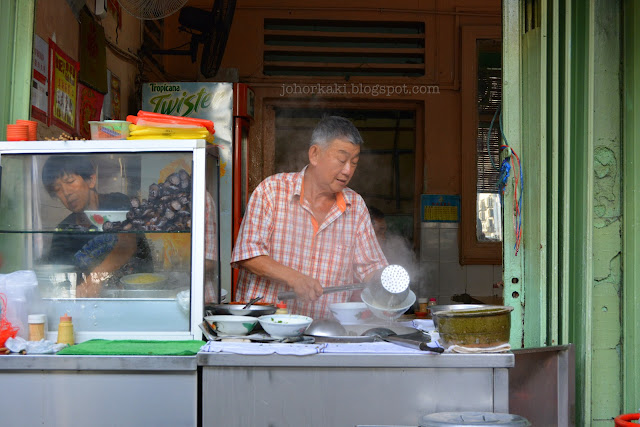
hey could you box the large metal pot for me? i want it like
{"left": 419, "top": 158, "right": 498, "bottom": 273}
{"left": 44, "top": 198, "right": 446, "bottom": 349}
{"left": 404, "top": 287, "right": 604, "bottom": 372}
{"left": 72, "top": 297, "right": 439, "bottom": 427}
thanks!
{"left": 434, "top": 305, "right": 514, "bottom": 348}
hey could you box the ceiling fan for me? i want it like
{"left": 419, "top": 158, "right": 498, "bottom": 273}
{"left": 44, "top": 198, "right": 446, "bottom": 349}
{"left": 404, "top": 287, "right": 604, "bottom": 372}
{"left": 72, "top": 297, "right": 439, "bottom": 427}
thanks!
{"left": 150, "top": 0, "right": 237, "bottom": 78}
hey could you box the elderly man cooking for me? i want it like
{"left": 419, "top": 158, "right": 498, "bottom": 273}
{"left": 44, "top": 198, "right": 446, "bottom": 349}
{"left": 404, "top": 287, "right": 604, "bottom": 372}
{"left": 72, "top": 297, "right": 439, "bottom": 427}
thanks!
{"left": 231, "top": 116, "right": 388, "bottom": 319}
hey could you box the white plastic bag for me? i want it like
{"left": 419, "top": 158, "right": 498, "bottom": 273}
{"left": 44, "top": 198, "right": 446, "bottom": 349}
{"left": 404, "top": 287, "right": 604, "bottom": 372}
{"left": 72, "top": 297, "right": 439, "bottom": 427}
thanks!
{"left": 0, "top": 270, "right": 44, "bottom": 340}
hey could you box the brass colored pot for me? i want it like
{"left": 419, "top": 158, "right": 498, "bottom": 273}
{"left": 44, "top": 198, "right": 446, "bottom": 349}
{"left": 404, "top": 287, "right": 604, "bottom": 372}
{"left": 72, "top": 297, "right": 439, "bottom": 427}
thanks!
{"left": 435, "top": 306, "right": 514, "bottom": 348}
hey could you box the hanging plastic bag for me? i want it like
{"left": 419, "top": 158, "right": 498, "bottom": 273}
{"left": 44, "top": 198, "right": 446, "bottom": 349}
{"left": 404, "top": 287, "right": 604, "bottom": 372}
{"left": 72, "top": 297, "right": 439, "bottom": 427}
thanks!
{"left": 0, "top": 270, "right": 43, "bottom": 340}
{"left": 0, "top": 293, "right": 19, "bottom": 346}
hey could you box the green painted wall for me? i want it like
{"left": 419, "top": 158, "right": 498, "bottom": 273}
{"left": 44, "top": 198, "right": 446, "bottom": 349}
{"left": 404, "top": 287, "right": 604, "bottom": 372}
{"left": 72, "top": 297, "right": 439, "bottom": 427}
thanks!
{"left": 622, "top": 0, "right": 640, "bottom": 414}
{"left": 504, "top": 0, "right": 624, "bottom": 424}
{"left": 589, "top": 1, "right": 622, "bottom": 424}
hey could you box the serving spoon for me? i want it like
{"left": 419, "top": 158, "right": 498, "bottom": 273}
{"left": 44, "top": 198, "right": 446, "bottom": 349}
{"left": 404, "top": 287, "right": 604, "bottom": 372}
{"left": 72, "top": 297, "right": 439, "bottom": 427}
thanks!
{"left": 243, "top": 296, "right": 263, "bottom": 309}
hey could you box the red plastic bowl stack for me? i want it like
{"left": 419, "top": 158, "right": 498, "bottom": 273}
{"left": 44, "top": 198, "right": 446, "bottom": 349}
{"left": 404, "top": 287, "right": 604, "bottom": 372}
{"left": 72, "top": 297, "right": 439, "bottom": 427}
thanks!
{"left": 6, "top": 124, "right": 29, "bottom": 141}
{"left": 16, "top": 119, "right": 38, "bottom": 140}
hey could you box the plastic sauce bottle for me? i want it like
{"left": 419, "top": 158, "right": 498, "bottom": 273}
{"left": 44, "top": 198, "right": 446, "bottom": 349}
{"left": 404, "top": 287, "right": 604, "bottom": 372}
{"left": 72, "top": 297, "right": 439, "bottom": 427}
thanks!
{"left": 57, "top": 313, "right": 75, "bottom": 346}
{"left": 275, "top": 301, "right": 288, "bottom": 315}
{"left": 28, "top": 314, "right": 46, "bottom": 342}
{"left": 426, "top": 298, "right": 437, "bottom": 319}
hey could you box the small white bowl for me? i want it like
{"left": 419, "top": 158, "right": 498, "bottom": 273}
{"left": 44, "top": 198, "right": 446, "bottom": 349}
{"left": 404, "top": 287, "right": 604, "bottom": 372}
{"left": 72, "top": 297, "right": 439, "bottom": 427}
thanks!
{"left": 85, "top": 210, "right": 128, "bottom": 231}
{"left": 361, "top": 288, "right": 416, "bottom": 321}
{"left": 205, "top": 315, "right": 258, "bottom": 336}
{"left": 329, "top": 302, "right": 373, "bottom": 325}
{"left": 257, "top": 314, "right": 313, "bottom": 339}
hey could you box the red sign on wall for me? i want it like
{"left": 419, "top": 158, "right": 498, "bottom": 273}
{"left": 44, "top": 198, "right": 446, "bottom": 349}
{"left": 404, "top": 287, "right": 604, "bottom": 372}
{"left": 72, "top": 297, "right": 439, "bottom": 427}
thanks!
{"left": 48, "top": 39, "right": 80, "bottom": 134}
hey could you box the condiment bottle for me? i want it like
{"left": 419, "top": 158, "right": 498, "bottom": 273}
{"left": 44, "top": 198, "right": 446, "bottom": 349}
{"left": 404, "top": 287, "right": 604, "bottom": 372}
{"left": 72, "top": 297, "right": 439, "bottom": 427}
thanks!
{"left": 418, "top": 298, "right": 429, "bottom": 313}
{"left": 57, "top": 313, "right": 74, "bottom": 345}
{"left": 28, "top": 314, "right": 46, "bottom": 341}
{"left": 275, "top": 301, "right": 288, "bottom": 314}
{"left": 426, "top": 297, "right": 437, "bottom": 319}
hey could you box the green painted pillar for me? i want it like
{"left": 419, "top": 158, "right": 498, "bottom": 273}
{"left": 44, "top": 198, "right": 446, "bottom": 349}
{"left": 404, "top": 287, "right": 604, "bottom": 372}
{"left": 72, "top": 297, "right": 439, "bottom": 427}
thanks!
{"left": 0, "top": 0, "right": 35, "bottom": 137}
{"left": 623, "top": 0, "right": 640, "bottom": 415}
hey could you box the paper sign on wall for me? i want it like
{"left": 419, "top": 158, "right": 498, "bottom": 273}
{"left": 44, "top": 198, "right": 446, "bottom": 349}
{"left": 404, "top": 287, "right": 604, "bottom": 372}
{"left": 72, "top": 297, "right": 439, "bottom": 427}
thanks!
{"left": 31, "top": 35, "right": 49, "bottom": 122}
{"left": 48, "top": 39, "right": 80, "bottom": 134}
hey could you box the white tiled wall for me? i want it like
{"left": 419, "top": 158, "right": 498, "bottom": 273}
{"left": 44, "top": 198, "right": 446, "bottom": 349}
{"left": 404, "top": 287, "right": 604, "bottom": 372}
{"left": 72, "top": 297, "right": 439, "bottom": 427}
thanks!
{"left": 418, "top": 222, "right": 502, "bottom": 304}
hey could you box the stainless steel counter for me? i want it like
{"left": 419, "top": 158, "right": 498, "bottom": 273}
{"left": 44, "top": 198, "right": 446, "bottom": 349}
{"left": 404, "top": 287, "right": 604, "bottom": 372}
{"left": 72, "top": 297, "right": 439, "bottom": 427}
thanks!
{"left": 199, "top": 352, "right": 514, "bottom": 427}
{"left": 0, "top": 355, "right": 198, "bottom": 427}
{"left": 0, "top": 354, "right": 197, "bottom": 370}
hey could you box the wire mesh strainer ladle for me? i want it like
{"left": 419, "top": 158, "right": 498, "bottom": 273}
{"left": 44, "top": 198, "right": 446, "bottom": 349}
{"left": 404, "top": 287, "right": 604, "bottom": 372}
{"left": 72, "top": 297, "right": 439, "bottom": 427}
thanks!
{"left": 276, "top": 264, "right": 410, "bottom": 306}
{"left": 370, "top": 264, "right": 410, "bottom": 309}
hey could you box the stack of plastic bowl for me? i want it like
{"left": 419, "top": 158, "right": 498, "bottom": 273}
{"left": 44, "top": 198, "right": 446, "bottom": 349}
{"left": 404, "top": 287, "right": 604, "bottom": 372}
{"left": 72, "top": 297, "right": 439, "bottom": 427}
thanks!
{"left": 16, "top": 120, "right": 38, "bottom": 140}
{"left": 6, "top": 124, "right": 29, "bottom": 141}
{"left": 6, "top": 120, "right": 38, "bottom": 141}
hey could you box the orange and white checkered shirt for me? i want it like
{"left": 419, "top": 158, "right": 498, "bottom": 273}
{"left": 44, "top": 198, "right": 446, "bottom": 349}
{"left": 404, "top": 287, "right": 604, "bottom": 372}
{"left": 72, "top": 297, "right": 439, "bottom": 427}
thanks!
{"left": 204, "top": 190, "right": 218, "bottom": 304}
{"left": 231, "top": 166, "right": 388, "bottom": 319}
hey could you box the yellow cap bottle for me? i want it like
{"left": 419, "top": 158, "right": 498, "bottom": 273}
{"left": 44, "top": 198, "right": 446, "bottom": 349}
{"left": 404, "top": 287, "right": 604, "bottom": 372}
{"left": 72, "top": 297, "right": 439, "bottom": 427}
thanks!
{"left": 275, "top": 302, "right": 288, "bottom": 315}
{"left": 57, "top": 313, "right": 74, "bottom": 346}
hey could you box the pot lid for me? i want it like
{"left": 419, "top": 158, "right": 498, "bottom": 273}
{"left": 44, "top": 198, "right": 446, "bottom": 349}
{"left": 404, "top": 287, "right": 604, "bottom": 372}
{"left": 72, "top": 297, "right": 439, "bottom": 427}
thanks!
{"left": 420, "top": 412, "right": 531, "bottom": 427}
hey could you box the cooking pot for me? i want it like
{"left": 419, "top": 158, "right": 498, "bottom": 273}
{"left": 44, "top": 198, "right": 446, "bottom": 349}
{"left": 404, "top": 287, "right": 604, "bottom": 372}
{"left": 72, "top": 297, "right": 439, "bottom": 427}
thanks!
{"left": 434, "top": 305, "right": 513, "bottom": 348}
{"left": 428, "top": 304, "right": 484, "bottom": 329}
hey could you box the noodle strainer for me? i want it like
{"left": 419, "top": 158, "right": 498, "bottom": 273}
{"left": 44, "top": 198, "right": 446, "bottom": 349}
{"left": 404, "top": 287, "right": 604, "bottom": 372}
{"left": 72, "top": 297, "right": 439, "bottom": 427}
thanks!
{"left": 371, "top": 264, "right": 410, "bottom": 308}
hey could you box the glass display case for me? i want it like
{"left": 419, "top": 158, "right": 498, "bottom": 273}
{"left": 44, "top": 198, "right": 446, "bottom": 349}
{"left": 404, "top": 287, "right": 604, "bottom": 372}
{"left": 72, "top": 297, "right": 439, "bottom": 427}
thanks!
{"left": 0, "top": 140, "right": 220, "bottom": 341}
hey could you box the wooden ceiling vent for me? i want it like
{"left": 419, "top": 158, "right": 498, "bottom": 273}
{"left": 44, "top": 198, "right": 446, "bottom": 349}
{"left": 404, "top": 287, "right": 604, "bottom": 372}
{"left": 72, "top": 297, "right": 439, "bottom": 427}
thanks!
{"left": 263, "top": 19, "right": 425, "bottom": 77}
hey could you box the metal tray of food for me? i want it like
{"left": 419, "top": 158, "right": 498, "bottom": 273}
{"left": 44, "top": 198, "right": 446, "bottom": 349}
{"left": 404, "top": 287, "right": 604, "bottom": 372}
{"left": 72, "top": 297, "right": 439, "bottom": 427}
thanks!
{"left": 205, "top": 303, "right": 277, "bottom": 317}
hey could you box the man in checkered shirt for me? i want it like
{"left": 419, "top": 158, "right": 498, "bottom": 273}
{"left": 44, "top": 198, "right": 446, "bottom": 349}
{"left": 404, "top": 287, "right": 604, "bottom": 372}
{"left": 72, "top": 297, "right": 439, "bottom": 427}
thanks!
{"left": 231, "top": 116, "right": 388, "bottom": 319}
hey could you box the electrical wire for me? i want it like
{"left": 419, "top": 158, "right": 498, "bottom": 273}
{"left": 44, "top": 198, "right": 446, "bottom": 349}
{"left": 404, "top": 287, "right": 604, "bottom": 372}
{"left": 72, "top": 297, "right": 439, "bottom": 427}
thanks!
{"left": 490, "top": 106, "right": 523, "bottom": 256}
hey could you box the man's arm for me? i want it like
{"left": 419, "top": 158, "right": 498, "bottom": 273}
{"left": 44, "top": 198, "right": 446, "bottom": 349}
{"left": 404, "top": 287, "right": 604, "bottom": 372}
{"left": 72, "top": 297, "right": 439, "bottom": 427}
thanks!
{"left": 76, "top": 234, "right": 137, "bottom": 297}
{"left": 238, "top": 255, "right": 324, "bottom": 301}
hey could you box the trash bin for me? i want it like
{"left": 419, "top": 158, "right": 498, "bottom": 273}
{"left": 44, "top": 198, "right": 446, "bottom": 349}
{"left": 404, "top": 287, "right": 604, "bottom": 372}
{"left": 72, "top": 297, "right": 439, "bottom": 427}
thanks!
{"left": 614, "top": 413, "right": 640, "bottom": 426}
{"left": 420, "top": 412, "right": 531, "bottom": 427}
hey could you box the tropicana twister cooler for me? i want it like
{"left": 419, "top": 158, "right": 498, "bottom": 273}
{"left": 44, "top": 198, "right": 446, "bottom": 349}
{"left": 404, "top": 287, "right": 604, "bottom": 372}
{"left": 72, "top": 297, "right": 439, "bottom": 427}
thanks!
{"left": 142, "top": 82, "right": 254, "bottom": 300}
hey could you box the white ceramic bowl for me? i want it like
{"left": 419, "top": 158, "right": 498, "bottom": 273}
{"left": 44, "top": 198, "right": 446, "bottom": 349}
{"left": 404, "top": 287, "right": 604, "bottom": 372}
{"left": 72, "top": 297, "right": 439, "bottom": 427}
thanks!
{"left": 257, "top": 314, "right": 313, "bottom": 339}
{"left": 361, "top": 288, "right": 416, "bottom": 321}
{"left": 205, "top": 315, "right": 258, "bottom": 336}
{"left": 329, "top": 302, "right": 373, "bottom": 325}
{"left": 85, "top": 210, "right": 128, "bottom": 231}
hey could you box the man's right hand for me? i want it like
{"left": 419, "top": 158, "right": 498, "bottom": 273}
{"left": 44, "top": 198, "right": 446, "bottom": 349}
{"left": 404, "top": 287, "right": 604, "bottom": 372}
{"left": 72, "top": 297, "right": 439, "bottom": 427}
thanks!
{"left": 287, "top": 272, "right": 324, "bottom": 301}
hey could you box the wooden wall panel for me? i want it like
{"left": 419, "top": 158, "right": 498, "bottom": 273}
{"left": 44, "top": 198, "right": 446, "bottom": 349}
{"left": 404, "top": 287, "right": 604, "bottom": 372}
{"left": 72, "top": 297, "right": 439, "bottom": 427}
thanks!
{"left": 161, "top": 0, "right": 500, "bottom": 198}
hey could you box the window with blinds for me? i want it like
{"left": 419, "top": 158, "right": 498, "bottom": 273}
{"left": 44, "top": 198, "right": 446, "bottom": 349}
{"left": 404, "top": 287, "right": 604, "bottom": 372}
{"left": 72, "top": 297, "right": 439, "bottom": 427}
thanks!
{"left": 263, "top": 19, "right": 425, "bottom": 77}
{"left": 475, "top": 40, "right": 502, "bottom": 194}
{"left": 475, "top": 39, "right": 502, "bottom": 242}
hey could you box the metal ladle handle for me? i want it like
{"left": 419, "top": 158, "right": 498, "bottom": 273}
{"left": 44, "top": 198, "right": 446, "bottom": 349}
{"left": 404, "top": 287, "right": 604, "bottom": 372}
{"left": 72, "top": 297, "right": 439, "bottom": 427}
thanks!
{"left": 243, "top": 296, "right": 263, "bottom": 309}
{"left": 277, "top": 283, "right": 365, "bottom": 301}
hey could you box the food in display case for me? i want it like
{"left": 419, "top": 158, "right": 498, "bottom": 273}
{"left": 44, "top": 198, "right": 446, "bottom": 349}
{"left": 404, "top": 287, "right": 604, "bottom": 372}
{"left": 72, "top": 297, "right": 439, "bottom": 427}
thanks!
{"left": 0, "top": 140, "right": 220, "bottom": 341}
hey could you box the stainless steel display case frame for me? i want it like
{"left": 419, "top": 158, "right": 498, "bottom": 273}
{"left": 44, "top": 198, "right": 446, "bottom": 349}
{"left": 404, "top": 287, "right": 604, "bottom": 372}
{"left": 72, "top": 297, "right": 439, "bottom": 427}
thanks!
{"left": 0, "top": 140, "right": 219, "bottom": 341}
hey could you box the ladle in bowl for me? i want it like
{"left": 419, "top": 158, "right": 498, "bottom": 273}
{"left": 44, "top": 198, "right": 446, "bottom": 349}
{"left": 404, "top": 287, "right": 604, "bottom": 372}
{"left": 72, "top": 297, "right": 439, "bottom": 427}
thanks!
{"left": 243, "top": 296, "right": 263, "bottom": 309}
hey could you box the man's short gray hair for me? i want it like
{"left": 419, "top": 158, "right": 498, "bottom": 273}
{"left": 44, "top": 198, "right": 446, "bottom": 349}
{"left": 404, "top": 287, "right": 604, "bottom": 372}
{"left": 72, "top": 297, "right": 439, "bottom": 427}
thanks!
{"left": 310, "top": 116, "right": 363, "bottom": 148}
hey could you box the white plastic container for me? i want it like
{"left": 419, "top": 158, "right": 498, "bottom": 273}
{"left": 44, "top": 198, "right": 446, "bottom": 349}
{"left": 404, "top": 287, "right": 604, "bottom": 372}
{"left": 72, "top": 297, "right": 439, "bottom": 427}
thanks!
{"left": 88, "top": 120, "right": 130, "bottom": 140}
{"left": 28, "top": 314, "right": 46, "bottom": 341}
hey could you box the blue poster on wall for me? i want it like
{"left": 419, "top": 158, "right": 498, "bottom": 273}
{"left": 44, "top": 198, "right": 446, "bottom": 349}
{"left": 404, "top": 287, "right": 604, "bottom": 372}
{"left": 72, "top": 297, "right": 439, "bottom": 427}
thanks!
{"left": 421, "top": 194, "right": 460, "bottom": 222}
